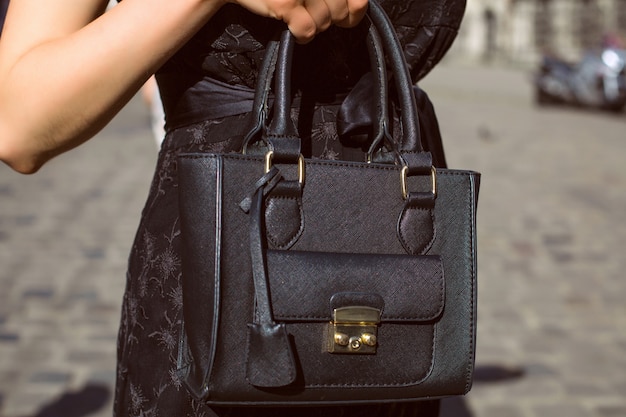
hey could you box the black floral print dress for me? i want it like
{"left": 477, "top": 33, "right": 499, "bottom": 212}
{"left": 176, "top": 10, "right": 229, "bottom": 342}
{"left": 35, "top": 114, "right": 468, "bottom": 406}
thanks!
{"left": 113, "top": 1, "right": 465, "bottom": 416}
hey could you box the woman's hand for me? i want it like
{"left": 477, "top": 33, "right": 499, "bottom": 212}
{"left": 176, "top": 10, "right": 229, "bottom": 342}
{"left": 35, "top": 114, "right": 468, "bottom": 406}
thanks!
{"left": 231, "top": 0, "right": 368, "bottom": 43}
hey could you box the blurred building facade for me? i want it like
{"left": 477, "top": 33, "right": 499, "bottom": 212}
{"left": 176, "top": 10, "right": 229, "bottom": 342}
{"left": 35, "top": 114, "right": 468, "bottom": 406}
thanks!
{"left": 453, "top": 0, "right": 626, "bottom": 64}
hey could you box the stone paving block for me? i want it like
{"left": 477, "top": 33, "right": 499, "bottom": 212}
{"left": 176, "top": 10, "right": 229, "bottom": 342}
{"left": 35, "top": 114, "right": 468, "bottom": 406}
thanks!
{"left": 478, "top": 405, "right": 525, "bottom": 417}
{"left": 0, "top": 332, "right": 19, "bottom": 342}
{"left": 535, "top": 403, "right": 597, "bottom": 417}
{"left": 28, "top": 371, "right": 73, "bottom": 384}
{"left": 595, "top": 405, "right": 626, "bottom": 417}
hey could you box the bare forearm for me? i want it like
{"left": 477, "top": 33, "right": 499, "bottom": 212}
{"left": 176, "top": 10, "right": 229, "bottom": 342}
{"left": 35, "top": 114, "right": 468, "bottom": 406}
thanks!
{"left": 0, "top": 0, "right": 367, "bottom": 173}
{"left": 0, "top": 0, "right": 222, "bottom": 173}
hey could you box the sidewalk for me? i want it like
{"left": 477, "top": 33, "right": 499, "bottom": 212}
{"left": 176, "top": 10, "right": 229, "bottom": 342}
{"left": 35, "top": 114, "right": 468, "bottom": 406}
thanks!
{"left": 1, "top": 63, "right": 625, "bottom": 417}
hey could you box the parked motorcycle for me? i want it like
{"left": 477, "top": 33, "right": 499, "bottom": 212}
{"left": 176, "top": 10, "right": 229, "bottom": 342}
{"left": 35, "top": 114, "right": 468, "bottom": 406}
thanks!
{"left": 534, "top": 47, "right": 626, "bottom": 112}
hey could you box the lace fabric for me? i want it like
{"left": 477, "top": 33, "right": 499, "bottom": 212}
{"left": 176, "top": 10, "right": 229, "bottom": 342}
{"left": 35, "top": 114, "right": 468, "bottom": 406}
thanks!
{"left": 158, "top": 0, "right": 466, "bottom": 87}
{"left": 155, "top": 0, "right": 466, "bottom": 126}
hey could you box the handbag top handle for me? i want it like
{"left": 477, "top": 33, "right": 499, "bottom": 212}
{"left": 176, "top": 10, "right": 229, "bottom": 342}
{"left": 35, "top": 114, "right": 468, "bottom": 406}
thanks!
{"left": 243, "top": 0, "right": 431, "bottom": 173}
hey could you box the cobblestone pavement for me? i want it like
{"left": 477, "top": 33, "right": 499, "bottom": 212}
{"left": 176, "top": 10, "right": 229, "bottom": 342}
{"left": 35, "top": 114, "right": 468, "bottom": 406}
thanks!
{"left": 1, "top": 62, "right": 625, "bottom": 417}
{"left": 422, "top": 63, "right": 626, "bottom": 417}
{"left": 0, "top": 98, "right": 157, "bottom": 417}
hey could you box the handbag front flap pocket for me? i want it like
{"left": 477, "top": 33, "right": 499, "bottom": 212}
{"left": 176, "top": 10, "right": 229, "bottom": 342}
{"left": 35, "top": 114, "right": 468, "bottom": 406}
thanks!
{"left": 263, "top": 249, "right": 444, "bottom": 388}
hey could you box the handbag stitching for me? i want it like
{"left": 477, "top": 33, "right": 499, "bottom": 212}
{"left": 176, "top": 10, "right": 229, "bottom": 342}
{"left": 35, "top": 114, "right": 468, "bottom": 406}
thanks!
{"left": 301, "top": 329, "right": 437, "bottom": 388}
{"left": 243, "top": 324, "right": 298, "bottom": 386}
{"left": 265, "top": 194, "right": 304, "bottom": 249}
{"left": 206, "top": 155, "right": 224, "bottom": 394}
{"left": 274, "top": 265, "right": 445, "bottom": 322}
{"left": 464, "top": 174, "right": 479, "bottom": 393}
{"left": 397, "top": 205, "right": 436, "bottom": 255}
{"left": 179, "top": 154, "right": 480, "bottom": 179}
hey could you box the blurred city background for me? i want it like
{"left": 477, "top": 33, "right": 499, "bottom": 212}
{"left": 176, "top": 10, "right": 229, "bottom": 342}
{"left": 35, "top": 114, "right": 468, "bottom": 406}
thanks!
{"left": 453, "top": 0, "right": 626, "bottom": 64}
{"left": 1, "top": 2, "right": 625, "bottom": 417}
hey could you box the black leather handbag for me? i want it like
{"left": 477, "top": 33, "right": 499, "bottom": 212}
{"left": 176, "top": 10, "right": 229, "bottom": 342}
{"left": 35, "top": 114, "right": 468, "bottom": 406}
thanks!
{"left": 176, "top": 1, "right": 480, "bottom": 406}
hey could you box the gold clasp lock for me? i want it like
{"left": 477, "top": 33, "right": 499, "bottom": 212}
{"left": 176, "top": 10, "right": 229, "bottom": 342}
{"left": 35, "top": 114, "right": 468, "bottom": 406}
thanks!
{"left": 328, "top": 306, "right": 381, "bottom": 354}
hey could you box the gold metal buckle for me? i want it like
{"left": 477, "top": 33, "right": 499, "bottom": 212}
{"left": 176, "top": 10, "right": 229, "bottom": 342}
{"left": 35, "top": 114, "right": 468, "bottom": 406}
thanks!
{"left": 328, "top": 306, "right": 381, "bottom": 354}
{"left": 401, "top": 166, "right": 437, "bottom": 200}
{"left": 265, "top": 151, "right": 305, "bottom": 185}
